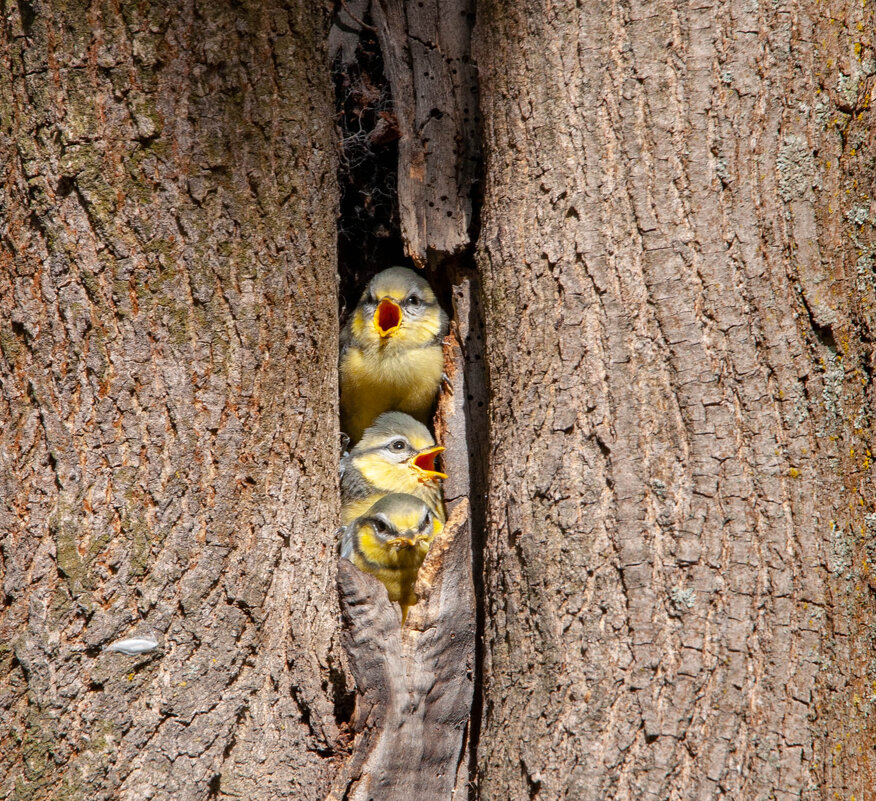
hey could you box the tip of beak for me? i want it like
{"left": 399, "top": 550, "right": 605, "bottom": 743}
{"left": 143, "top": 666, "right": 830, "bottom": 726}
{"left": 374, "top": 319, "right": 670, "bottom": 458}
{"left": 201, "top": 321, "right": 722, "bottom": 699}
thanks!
{"left": 411, "top": 446, "right": 447, "bottom": 479}
{"left": 389, "top": 537, "right": 416, "bottom": 550}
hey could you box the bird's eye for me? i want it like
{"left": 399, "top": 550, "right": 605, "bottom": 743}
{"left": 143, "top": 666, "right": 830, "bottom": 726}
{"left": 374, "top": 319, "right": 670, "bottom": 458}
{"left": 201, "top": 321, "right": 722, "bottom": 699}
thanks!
{"left": 406, "top": 295, "right": 421, "bottom": 307}
{"left": 374, "top": 520, "right": 387, "bottom": 533}
{"left": 391, "top": 440, "right": 406, "bottom": 451}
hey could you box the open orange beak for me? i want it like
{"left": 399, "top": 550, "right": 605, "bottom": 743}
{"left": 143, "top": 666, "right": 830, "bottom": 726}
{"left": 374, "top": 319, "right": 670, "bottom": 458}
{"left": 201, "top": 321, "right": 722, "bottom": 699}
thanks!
{"left": 374, "top": 298, "right": 403, "bottom": 338}
{"left": 410, "top": 446, "right": 447, "bottom": 482}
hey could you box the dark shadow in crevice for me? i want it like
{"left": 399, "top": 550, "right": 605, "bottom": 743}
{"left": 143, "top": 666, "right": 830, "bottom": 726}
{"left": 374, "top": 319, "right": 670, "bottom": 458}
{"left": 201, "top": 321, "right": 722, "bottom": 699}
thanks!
{"left": 442, "top": 257, "right": 488, "bottom": 801}
{"left": 332, "top": 5, "right": 409, "bottom": 318}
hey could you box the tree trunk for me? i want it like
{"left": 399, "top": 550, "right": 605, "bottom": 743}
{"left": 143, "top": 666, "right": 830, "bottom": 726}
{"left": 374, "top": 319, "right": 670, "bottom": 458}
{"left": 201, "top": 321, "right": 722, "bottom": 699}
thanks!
{"left": 4, "top": 1, "right": 876, "bottom": 799}
{"left": 474, "top": 1, "right": 875, "bottom": 799}
{"left": 0, "top": 2, "right": 342, "bottom": 800}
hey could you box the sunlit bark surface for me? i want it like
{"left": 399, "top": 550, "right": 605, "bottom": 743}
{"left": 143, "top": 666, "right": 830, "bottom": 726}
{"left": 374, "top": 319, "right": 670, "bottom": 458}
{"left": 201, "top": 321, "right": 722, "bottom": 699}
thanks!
{"left": 474, "top": 0, "right": 875, "bottom": 798}
{"left": 0, "top": 3, "right": 342, "bottom": 799}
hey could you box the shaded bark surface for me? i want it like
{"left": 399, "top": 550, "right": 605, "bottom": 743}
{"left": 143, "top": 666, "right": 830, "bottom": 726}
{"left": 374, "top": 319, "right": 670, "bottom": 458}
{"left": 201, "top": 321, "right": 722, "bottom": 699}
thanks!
{"left": 474, "top": 1, "right": 875, "bottom": 799}
{"left": 371, "top": 0, "right": 479, "bottom": 267}
{"left": 0, "top": 2, "right": 342, "bottom": 799}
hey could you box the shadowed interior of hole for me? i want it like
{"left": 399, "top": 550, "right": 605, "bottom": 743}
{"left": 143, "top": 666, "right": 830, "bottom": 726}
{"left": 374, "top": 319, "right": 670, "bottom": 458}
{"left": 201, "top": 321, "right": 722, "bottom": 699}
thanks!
{"left": 333, "top": 14, "right": 406, "bottom": 319}
{"left": 332, "top": 9, "right": 457, "bottom": 322}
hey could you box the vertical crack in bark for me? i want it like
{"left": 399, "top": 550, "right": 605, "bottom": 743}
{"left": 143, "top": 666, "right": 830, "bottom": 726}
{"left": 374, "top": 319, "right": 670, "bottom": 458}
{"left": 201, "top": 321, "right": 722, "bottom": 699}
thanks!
{"left": 439, "top": 259, "right": 488, "bottom": 800}
{"left": 329, "top": 2, "right": 483, "bottom": 798}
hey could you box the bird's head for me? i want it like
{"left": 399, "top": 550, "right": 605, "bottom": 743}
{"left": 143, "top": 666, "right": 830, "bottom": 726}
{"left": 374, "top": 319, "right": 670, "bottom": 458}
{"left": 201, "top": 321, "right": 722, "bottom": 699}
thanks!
{"left": 361, "top": 493, "right": 438, "bottom": 552}
{"left": 351, "top": 267, "right": 447, "bottom": 349}
{"left": 353, "top": 413, "right": 448, "bottom": 489}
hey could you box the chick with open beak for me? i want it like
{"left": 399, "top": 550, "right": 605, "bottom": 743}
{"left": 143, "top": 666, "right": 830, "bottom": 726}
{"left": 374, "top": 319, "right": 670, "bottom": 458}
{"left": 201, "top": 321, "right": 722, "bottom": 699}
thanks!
{"left": 340, "top": 412, "right": 447, "bottom": 525}
{"left": 339, "top": 493, "right": 442, "bottom": 624}
{"left": 340, "top": 267, "right": 448, "bottom": 443}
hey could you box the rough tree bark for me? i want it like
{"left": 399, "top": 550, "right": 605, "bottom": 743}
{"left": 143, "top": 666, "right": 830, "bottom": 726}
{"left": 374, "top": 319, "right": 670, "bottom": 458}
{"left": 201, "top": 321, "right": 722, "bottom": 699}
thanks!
{"left": 0, "top": 2, "right": 343, "bottom": 800}
{"left": 370, "top": 0, "right": 478, "bottom": 267}
{"left": 475, "top": 1, "right": 875, "bottom": 800}
{"left": 4, "top": 0, "right": 876, "bottom": 799}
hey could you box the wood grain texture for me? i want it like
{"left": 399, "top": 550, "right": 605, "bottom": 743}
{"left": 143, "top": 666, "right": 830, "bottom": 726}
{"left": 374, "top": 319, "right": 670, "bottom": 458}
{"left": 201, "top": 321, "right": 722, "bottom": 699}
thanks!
{"left": 474, "top": 0, "right": 875, "bottom": 799}
{"left": 371, "top": 0, "right": 479, "bottom": 266}
{"left": 0, "top": 2, "right": 342, "bottom": 799}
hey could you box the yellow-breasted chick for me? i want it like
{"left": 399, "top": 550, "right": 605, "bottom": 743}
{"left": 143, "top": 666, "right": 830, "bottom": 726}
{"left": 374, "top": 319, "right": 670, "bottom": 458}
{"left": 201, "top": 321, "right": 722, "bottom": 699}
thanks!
{"left": 340, "top": 267, "right": 448, "bottom": 443}
{"left": 339, "top": 493, "right": 442, "bottom": 624}
{"left": 340, "top": 412, "right": 447, "bottom": 526}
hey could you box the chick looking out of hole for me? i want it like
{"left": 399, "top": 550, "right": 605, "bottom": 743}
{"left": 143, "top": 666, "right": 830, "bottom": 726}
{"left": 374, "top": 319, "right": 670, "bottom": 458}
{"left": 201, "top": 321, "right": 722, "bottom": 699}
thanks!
{"left": 339, "top": 266, "right": 448, "bottom": 444}
{"left": 339, "top": 492, "right": 443, "bottom": 625}
{"left": 340, "top": 411, "right": 447, "bottom": 526}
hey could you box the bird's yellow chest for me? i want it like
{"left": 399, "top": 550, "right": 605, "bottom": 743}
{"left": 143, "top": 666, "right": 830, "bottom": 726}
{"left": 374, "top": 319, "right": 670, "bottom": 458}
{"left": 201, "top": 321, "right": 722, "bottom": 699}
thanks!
{"left": 340, "top": 345, "right": 444, "bottom": 441}
{"left": 352, "top": 530, "right": 428, "bottom": 603}
{"left": 342, "top": 345, "right": 443, "bottom": 400}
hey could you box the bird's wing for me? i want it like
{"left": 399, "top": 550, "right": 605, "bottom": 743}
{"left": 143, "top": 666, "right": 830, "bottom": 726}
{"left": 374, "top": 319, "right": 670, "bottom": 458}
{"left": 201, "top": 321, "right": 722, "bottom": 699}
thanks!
{"left": 338, "top": 525, "right": 354, "bottom": 559}
{"left": 339, "top": 317, "right": 353, "bottom": 359}
{"left": 340, "top": 465, "right": 375, "bottom": 502}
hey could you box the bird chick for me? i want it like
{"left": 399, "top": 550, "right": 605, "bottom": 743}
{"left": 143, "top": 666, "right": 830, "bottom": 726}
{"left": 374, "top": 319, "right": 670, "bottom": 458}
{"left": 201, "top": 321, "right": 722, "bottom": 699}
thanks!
{"left": 340, "top": 412, "right": 447, "bottom": 526}
{"left": 340, "top": 493, "right": 442, "bottom": 624}
{"left": 340, "top": 267, "right": 448, "bottom": 443}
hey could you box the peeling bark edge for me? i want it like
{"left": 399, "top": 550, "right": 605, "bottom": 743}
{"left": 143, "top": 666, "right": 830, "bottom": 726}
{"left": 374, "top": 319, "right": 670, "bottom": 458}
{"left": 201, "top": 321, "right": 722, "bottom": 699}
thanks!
{"left": 371, "top": 0, "right": 479, "bottom": 266}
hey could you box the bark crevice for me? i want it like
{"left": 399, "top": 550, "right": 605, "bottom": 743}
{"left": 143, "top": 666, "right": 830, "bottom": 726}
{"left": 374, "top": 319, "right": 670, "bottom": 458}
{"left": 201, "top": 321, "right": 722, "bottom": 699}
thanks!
{"left": 329, "top": 2, "right": 484, "bottom": 797}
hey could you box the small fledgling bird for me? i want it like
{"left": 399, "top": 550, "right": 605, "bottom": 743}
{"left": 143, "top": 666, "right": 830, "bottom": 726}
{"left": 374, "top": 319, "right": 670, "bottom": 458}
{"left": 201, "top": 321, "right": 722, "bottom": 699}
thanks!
{"left": 340, "top": 267, "right": 448, "bottom": 443}
{"left": 340, "top": 412, "right": 447, "bottom": 526}
{"left": 340, "top": 493, "right": 442, "bottom": 624}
